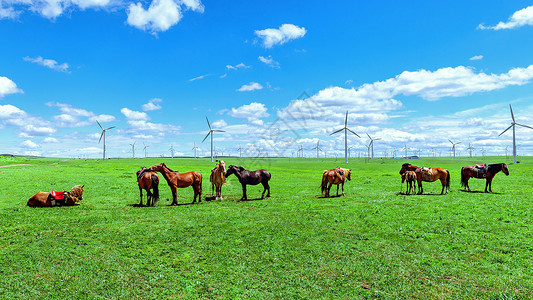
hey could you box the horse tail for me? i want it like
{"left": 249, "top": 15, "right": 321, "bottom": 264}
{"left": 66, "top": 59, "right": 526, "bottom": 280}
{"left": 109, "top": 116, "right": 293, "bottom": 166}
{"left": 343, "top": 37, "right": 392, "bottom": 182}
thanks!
{"left": 446, "top": 169, "right": 451, "bottom": 190}
{"left": 460, "top": 167, "right": 466, "bottom": 188}
{"left": 151, "top": 173, "right": 160, "bottom": 202}
{"left": 321, "top": 170, "right": 328, "bottom": 194}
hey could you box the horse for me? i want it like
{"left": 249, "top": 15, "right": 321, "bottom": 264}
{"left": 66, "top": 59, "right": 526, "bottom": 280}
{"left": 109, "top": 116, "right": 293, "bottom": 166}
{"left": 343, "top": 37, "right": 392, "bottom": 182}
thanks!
{"left": 210, "top": 160, "right": 226, "bottom": 200}
{"left": 224, "top": 165, "right": 271, "bottom": 200}
{"left": 461, "top": 163, "right": 509, "bottom": 192}
{"left": 401, "top": 170, "right": 417, "bottom": 194}
{"left": 136, "top": 167, "right": 159, "bottom": 206}
{"left": 400, "top": 163, "right": 450, "bottom": 195}
{"left": 150, "top": 163, "right": 202, "bottom": 205}
{"left": 27, "top": 185, "right": 85, "bottom": 207}
{"left": 321, "top": 168, "right": 351, "bottom": 197}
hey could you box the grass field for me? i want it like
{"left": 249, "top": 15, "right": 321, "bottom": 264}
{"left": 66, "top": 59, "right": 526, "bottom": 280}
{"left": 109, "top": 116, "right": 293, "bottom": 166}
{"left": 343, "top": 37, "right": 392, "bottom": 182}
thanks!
{"left": 1, "top": 155, "right": 532, "bottom": 299}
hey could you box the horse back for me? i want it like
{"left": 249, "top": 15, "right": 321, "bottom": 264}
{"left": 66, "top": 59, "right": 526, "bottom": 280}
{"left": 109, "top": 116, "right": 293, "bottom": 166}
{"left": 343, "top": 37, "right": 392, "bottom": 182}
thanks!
{"left": 27, "top": 192, "right": 52, "bottom": 207}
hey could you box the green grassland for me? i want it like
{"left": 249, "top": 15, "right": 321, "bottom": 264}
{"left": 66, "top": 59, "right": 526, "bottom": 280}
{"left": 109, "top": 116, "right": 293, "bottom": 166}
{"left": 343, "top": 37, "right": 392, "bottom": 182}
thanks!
{"left": 0, "top": 155, "right": 532, "bottom": 299}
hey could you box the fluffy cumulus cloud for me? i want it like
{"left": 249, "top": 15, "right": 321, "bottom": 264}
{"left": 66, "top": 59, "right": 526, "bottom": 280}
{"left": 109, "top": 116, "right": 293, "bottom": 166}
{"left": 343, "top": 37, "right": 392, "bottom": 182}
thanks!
{"left": 237, "top": 82, "right": 263, "bottom": 92}
{"left": 228, "top": 102, "right": 269, "bottom": 119}
{"left": 22, "top": 140, "right": 39, "bottom": 148}
{"left": 0, "top": 104, "right": 25, "bottom": 118}
{"left": 0, "top": 76, "right": 23, "bottom": 98}
{"left": 0, "top": 0, "right": 112, "bottom": 20}
{"left": 478, "top": 5, "right": 533, "bottom": 30}
{"left": 255, "top": 24, "right": 306, "bottom": 48}
{"left": 127, "top": 0, "right": 203, "bottom": 33}
{"left": 121, "top": 107, "right": 150, "bottom": 120}
{"left": 142, "top": 98, "right": 162, "bottom": 111}
{"left": 23, "top": 56, "right": 70, "bottom": 73}
{"left": 258, "top": 55, "right": 280, "bottom": 68}
{"left": 47, "top": 102, "right": 115, "bottom": 128}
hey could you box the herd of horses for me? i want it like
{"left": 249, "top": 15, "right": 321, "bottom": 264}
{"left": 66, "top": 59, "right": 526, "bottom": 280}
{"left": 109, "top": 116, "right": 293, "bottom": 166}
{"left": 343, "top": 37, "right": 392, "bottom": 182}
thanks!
{"left": 26, "top": 161, "right": 510, "bottom": 207}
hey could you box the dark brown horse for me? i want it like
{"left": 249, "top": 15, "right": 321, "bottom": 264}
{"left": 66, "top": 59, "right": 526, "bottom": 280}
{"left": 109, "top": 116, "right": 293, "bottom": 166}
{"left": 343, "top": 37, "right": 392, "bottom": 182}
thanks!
{"left": 27, "top": 185, "right": 84, "bottom": 207}
{"left": 150, "top": 163, "right": 202, "bottom": 205}
{"left": 461, "top": 163, "right": 509, "bottom": 192}
{"left": 225, "top": 165, "right": 271, "bottom": 200}
{"left": 136, "top": 167, "right": 159, "bottom": 206}
{"left": 321, "top": 168, "right": 351, "bottom": 197}
{"left": 400, "top": 163, "right": 450, "bottom": 195}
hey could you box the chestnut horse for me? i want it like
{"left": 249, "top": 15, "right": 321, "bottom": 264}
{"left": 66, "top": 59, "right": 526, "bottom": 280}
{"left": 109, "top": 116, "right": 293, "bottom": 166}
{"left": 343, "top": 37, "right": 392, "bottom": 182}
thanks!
{"left": 225, "top": 165, "right": 271, "bottom": 200}
{"left": 150, "top": 163, "right": 202, "bottom": 205}
{"left": 210, "top": 160, "right": 226, "bottom": 200}
{"left": 27, "top": 185, "right": 84, "bottom": 207}
{"left": 400, "top": 163, "right": 450, "bottom": 195}
{"left": 461, "top": 163, "right": 509, "bottom": 192}
{"left": 136, "top": 167, "right": 159, "bottom": 206}
{"left": 401, "top": 170, "right": 417, "bottom": 194}
{"left": 321, "top": 168, "right": 351, "bottom": 197}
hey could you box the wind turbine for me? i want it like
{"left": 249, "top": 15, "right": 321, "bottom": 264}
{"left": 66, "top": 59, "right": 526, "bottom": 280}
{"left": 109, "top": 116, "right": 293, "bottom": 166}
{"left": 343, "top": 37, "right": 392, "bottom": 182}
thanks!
{"left": 466, "top": 143, "right": 474, "bottom": 158}
{"left": 330, "top": 111, "right": 360, "bottom": 163}
{"left": 401, "top": 144, "right": 408, "bottom": 158}
{"left": 97, "top": 120, "right": 115, "bottom": 160}
{"left": 143, "top": 142, "right": 149, "bottom": 158}
{"left": 169, "top": 145, "right": 175, "bottom": 158}
{"left": 499, "top": 104, "right": 533, "bottom": 164}
{"left": 311, "top": 141, "right": 323, "bottom": 162}
{"left": 237, "top": 144, "right": 243, "bottom": 158}
{"left": 366, "top": 133, "right": 381, "bottom": 159}
{"left": 129, "top": 141, "right": 136, "bottom": 158}
{"left": 202, "top": 117, "right": 225, "bottom": 162}
{"left": 448, "top": 139, "right": 461, "bottom": 159}
{"left": 192, "top": 142, "right": 199, "bottom": 158}
{"left": 298, "top": 145, "right": 304, "bottom": 158}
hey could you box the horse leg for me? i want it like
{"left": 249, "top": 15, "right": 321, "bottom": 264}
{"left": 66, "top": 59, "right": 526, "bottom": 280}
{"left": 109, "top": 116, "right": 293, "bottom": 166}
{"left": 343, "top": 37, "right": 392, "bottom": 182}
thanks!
{"left": 417, "top": 180, "right": 423, "bottom": 195}
{"left": 212, "top": 183, "right": 215, "bottom": 198}
{"left": 336, "top": 184, "right": 340, "bottom": 196}
{"left": 170, "top": 186, "right": 178, "bottom": 206}
{"left": 241, "top": 183, "right": 247, "bottom": 200}
{"left": 341, "top": 182, "right": 345, "bottom": 196}
{"left": 139, "top": 187, "right": 143, "bottom": 206}
{"left": 326, "top": 182, "right": 331, "bottom": 198}
{"left": 147, "top": 190, "right": 153, "bottom": 206}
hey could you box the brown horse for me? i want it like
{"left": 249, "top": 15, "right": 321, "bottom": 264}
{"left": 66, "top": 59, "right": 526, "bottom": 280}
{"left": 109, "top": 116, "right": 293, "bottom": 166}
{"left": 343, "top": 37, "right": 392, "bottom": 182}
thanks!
{"left": 461, "top": 163, "right": 509, "bottom": 192}
{"left": 150, "top": 163, "right": 202, "bottom": 205}
{"left": 136, "top": 167, "right": 159, "bottom": 206}
{"left": 225, "top": 165, "right": 271, "bottom": 200}
{"left": 210, "top": 160, "right": 226, "bottom": 200}
{"left": 401, "top": 170, "right": 417, "bottom": 194}
{"left": 321, "top": 168, "right": 351, "bottom": 197}
{"left": 27, "top": 185, "right": 84, "bottom": 207}
{"left": 400, "top": 163, "right": 450, "bottom": 195}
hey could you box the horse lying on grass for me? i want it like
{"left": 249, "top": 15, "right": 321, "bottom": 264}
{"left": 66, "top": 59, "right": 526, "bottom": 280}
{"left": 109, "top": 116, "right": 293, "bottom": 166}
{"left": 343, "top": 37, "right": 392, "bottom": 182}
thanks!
{"left": 321, "top": 168, "right": 351, "bottom": 197}
{"left": 27, "top": 185, "right": 84, "bottom": 207}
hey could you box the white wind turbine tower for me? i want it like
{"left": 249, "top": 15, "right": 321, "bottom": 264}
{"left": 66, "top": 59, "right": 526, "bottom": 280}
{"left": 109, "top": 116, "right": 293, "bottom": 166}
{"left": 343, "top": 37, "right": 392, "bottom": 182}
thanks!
{"left": 192, "top": 142, "right": 199, "bottom": 158}
{"left": 169, "top": 145, "right": 175, "bottom": 158}
{"left": 97, "top": 120, "right": 115, "bottom": 160}
{"left": 143, "top": 142, "right": 149, "bottom": 158}
{"left": 202, "top": 117, "right": 225, "bottom": 162}
{"left": 499, "top": 104, "right": 533, "bottom": 164}
{"left": 401, "top": 144, "right": 408, "bottom": 158}
{"left": 237, "top": 144, "right": 243, "bottom": 158}
{"left": 330, "top": 111, "right": 360, "bottom": 163}
{"left": 466, "top": 143, "right": 474, "bottom": 158}
{"left": 366, "top": 133, "right": 381, "bottom": 159}
{"left": 311, "top": 141, "right": 323, "bottom": 162}
{"left": 129, "top": 141, "right": 136, "bottom": 158}
{"left": 448, "top": 139, "right": 461, "bottom": 159}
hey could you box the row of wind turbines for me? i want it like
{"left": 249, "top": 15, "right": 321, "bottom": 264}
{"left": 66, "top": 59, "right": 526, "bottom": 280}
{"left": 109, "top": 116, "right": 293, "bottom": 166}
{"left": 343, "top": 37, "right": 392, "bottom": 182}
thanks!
{"left": 95, "top": 105, "right": 531, "bottom": 163}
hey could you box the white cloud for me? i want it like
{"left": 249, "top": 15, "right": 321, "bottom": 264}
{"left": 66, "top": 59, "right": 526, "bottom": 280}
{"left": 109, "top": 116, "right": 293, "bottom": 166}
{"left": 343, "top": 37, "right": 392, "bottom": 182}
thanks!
{"left": 2, "top": 0, "right": 112, "bottom": 20}
{"left": 0, "top": 104, "right": 25, "bottom": 118}
{"left": 89, "top": 114, "right": 115, "bottom": 123}
{"left": 255, "top": 24, "right": 306, "bottom": 48}
{"left": 469, "top": 55, "right": 483, "bottom": 61}
{"left": 142, "top": 98, "right": 162, "bottom": 111}
{"left": 212, "top": 119, "right": 227, "bottom": 128}
{"left": 226, "top": 63, "right": 250, "bottom": 70}
{"left": 23, "top": 56, "right": 70, "bottom": 73}
{"left": 121, "top": 108, "right": 150, "bottom": 120}
{"left": 46, "top": 102, "right": 115, "bottom": 128}
{"left": 237, "top": 82, "right": 263, "bottom": 92}
{"left": 189, "top": 74, "right": 209, "bottom": 81}
{"left": 478, "top": 5, "right": 533, "bottom": 30}
{"left": 127, "top": 0, "right": 203, "bottom": 33}
{"left": 43, "top": 137, "right": 59, "bottom": 143}
{"left": 258, "top": 55, "right": 280, "bottom": 68}
{"left": 22, "top": 140, "right": 39, "bottom": 148}
{"left": 0, "top": 5, "right": 18, "bottom": 19}
{"left": 228, "top": 102, "right": 269, "bottom": 119}
{"left": 0, "top": 76, "right": 23, "bottom": 98}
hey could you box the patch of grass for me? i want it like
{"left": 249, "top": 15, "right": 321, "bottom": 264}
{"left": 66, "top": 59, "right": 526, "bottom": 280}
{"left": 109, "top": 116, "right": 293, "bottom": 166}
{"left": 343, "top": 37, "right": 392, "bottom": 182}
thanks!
{"left": 0, "top": 157, "right": 532, "bottom": 298}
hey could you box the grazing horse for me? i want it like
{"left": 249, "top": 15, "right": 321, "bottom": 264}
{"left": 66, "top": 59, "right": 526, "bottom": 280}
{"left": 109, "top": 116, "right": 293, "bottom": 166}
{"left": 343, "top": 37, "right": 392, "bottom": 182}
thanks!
{"left": 224, "top": 165, "right": 271, "bottom": 200}
{"left": 400, "top": 163, "right": 450, "bottom": 195}
{"left": 401, "top": 170, "right": 417, "bottom": 194}
{"left": 461, "top": 163, "right": 509, "bottom": 193}
{"left": 150, "top": 163, "right": 202, "bottom": 205}
{"left": 136, "top": 167, "right": 159, "bottom": 206}
{"left": 321, "top": 168, "right": 352, "bottom": 197}
{"left": 27, "top": 185, "right": 85, "bottom": 207}
{"left": 210, "top": 160, "right": 226, "bottom": 200}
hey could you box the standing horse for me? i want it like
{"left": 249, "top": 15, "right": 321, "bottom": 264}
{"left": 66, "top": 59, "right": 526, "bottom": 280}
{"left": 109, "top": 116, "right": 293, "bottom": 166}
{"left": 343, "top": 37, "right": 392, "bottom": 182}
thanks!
{"left": 321, "top": 168, "right": 351, "bottom": 197}
{"left": 150, "top": 163, "right": 202, "bottom": 205}
{"left": 136, "top": 167, "right": 159, "bottom": 206}
{"left": 461, "top": 163, "right": 509, "bottom": 192}
{"left": 225, "top": 165, "right": 271, "bottom": 200}
{"left": 210, "top": 160, "right": 226, "bottom": 200}
{"left": 400, "top": 163, "right": 450, "bottom": 195}
{"left": 401, "top": 170, "right": 417, "bottom": 194}
{"left": 27, "top": 185, "right": 85, "bottom": 207}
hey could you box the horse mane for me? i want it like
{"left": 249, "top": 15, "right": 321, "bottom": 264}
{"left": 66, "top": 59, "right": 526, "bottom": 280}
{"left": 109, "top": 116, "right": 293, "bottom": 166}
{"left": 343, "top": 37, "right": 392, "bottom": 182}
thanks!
{"left": 161, "top": 163, "right": 177, "bottom": 172}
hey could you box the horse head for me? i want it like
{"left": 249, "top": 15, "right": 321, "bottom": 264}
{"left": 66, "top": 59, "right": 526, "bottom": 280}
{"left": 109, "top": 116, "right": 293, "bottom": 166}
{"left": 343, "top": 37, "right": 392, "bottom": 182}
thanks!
{"left": 400, "top": 163, "right": 416, "bottom": 175}
{"left": 225, "top": 165, "right": 236, "bottom": 178}
{"left": 218, "top": 160, "right": 226, "bottom": 173}
{"left": 70, "top": 184, "right": 84, "bottom": 200}
{"left": 345, "top": 169, "right": 352, "bottom": 181}
{"left": 502, "top": 163, "right": 510, "bottom": 175}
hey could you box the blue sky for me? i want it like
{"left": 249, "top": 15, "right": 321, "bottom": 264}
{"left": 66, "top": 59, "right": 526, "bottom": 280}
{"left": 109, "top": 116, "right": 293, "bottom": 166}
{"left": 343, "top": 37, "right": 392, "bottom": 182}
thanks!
{"left": 1, "top": 0, "right": 533, "bottom": 158}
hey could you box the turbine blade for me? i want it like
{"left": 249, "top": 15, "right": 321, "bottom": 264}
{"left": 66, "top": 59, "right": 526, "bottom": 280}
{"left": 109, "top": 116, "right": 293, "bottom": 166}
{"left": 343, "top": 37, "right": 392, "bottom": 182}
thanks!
{"left": 510, "top": 104, "right": 515, "bottom": 122}
{"left": 106, "top": 126, "right": 116, "bottom": 130}
{"left": 206, "top": 117, "right": 211, "bottom": 129}
{"left": 213, "top": 130, "right": 225, "bottom": 132}
{"left": 202, "top": 131, "right": 211, "bottom": 143}
{"left": 374, "top": 138, "right": 382, "bottom": 141}
{"left": 515, "top": 123, "right": 533, "bottom": 130}
{"left": 448, "top": 139, "right": 453, "bottom": 144}
{"left": 347, "top": 128, "right": 360, "bottom": 138}
{"left": 98, "top": 132, "right": 104, "bottom": 143}
{"left": 96, "top": 120, "right": 103, "bottom": 130}
{"left": 499, "top": 124, "right": 513, "bottom": 136}
{"left": 330, "top": 128, "right": 344, "bottom": 135}
{"left": 456, "top": 142, "right": 462, "bottom": 145}
{"left": 366, "top": 133, "right": 371, "bottom": 140}
{"left": 345, "top": 110, "right": 348, "bottom": 126}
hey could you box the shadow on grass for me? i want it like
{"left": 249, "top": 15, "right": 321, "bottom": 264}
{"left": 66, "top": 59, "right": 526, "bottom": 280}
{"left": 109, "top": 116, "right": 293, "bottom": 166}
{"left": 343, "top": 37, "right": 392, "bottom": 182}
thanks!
{"left": 459, "top": 189, "right": 502, "bottom": 195}
{"left": 316, "top": 194, "right": 343, "bottom": 199}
